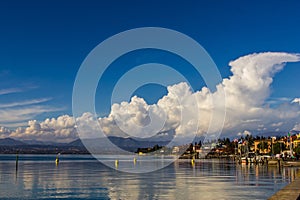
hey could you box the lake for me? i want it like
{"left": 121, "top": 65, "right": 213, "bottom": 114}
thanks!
{"left": 0, "top": 154, "right": 299, "bottom": 199}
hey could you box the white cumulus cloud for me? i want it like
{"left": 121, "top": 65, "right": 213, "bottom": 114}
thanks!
{"left": 293, "top": 123, "right": 300, "bottom": 131}
{"left": 292, "top": 98, "right": 300, "bottom": 105}
{"left": 93, "top": 52, "right": 300, "bottom": 142}
{"left": 0, "top": 126, "right": 11, "bottom": 139}
{"left": 1, "top": 52, "right": 300, "bottom": 143}
{"left": 237, "top": 130, "right": 252, "bottom": 136}
{"left": 9, "top": 115, "right": 77, "bottom": 143}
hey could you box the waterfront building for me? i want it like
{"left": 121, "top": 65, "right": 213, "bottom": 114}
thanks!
{"left": 293, "top": 133, "right": 300, "bottom": 147}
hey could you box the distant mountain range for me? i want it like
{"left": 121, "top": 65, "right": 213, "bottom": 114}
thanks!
{"left": 252, "top": 130, "right": 299, "bottom": 138}
{"left": 67, "top": 136, "right": 170, "bottom": 152}
{"left": 0, "top": 138, "right": 26, "bottom": 146}
{"left": 20, "top": 139, "right": 68, "bottom": 146}
{"left": 1, "top": 130, "right": 297, "bottom": 154}
{"left": 0, "top": 137, "right": 170, "bottom": 154}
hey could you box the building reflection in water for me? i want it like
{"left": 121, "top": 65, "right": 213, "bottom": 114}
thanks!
{"left": 0, "top": 156, "right": 299, "bottom": 199}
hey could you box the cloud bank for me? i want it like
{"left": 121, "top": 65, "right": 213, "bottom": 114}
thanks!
{"left": 1, "top": 52, "right": 300, "bottom": 142}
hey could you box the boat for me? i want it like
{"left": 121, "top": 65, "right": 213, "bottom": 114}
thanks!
{"left": 267, "top": 158, "right": 280, "bottom": 166}
{"left": 241, "top": 152, "right": 256, "bottom": 164}
{"left": 283, "top": 160, "right": 300, "bottom": 167}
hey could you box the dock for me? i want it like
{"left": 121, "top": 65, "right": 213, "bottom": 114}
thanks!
{"left": 268, "top": 170, "right": 300, "bottom": 200}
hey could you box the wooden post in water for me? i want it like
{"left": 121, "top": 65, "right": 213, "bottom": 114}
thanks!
{"left": 15, "top": 151, "right": 19, "bottom": 171}
{"left": 55, "top": 153, "right": 60, "bottom": 165}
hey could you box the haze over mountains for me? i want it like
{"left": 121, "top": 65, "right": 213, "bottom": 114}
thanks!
{"left": 0, "top": 136, "right": 170, "bottom": 154}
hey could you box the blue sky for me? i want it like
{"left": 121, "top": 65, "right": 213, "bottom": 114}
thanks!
{"left": 1, "top": 0, "right": 300, "bottom": 141}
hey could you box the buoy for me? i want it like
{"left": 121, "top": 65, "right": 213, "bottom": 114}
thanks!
{"left": 133, "top": 157, "right": 137, "bottom": 165}
{"left": 115, "top": 160, "right": 119, "bottom": 168}
{"left": 191, "top": 158, "right": 195, "bottom": 165}
{"left": 55, "top": 153, "right": 60, "bottom": 165}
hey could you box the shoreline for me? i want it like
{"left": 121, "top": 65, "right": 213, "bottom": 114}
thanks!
{"left": 268, "top": 169, "right": 300, "bottom": 200}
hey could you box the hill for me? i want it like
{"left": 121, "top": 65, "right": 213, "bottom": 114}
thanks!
{"left": 68, "top": 136, "right": 170, "bottom": 152}
{"left": 0, "top": 138, "right": 26, "bottom": 146}
{"left": 0, "top": 137, "right": 170, "bottom": 154}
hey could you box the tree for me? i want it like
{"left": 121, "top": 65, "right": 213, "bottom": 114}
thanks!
{"left": 255, "top": 136, "right": 261, "bottom": 140}
{"left": 295, "top": 146, "right": 300, "bottom": 154}
{"left": 257, "top": 141, "right": 269, "bottom": 152}
{"left": 153, "top": 144, "right": 160, "bottom": 151}
{"left": 186, "top": 143, "right": 194, "bottom": 153}
{"left": 272, "top": 143, "right": 282, "bottom": 155}
{"left": 248, "top": 135, "right": 254, "bottom": 146}
{"left": 224, "top": 138, "right": 231, "bottom": 146}
{"left": 198, "top": 140, "right": 202, "bottom": 147}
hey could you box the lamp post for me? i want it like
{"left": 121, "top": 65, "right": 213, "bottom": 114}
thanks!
{"left": 288, "top": 132, "right": 293, "bottom": 158}
{"left": 271, "top": 137, "right": 276, "bottom": 156}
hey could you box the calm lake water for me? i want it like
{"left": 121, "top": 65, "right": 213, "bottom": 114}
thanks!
{"left": 0, "top": 154, "right": 299, "bottom": 200}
